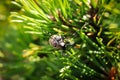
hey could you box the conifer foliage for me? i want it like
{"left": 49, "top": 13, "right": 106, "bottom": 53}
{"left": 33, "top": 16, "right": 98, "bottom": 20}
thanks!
{"left": 8, "top": 0, "right": 120, "bottom": 80}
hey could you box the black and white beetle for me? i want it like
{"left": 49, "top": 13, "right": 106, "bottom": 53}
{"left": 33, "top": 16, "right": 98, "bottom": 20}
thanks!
{"left": 49, "top": 35, "right": 66, "bottom": 50}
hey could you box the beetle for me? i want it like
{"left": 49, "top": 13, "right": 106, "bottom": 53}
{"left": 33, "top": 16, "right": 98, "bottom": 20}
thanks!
{"left": 49, "top": 35, "right": 66, "bottom": 50}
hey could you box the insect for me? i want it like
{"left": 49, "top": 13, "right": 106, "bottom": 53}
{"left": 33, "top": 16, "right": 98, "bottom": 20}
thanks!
{"left": 49, "top": 35, "right": 66, "bottom": 49}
